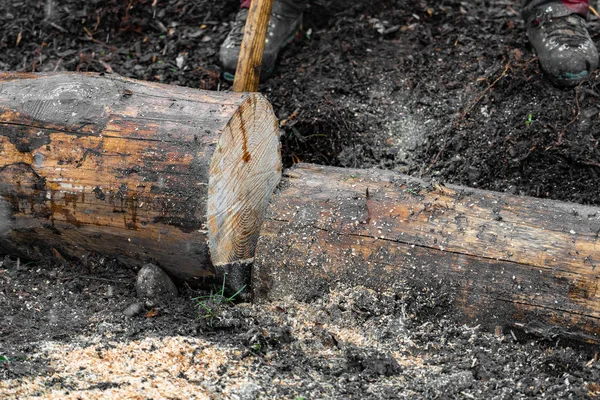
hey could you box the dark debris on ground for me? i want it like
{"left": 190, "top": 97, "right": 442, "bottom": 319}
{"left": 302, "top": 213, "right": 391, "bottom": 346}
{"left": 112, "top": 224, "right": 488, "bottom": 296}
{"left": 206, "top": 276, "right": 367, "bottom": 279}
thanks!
{"left": 1, "top": 257, "right": 599, "bottom": 398}
{"left": 1, "top": 0, "right": 600, "bottom": 398}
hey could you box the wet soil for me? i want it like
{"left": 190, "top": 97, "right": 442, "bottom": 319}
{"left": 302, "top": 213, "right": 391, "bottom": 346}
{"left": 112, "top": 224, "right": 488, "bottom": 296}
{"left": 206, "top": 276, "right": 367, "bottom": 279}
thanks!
{"left": 1, "top": 0, "right": 600, "bottom": 398}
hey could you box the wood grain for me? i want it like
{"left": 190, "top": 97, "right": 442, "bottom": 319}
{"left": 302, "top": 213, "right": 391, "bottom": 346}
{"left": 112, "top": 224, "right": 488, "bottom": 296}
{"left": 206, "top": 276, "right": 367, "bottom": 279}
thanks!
{"left": 0, "top": 72, "right": 281, "bottom": 282}
{"left": 232, "top": 0, "right": 275, "bottom": 92}
{"left": 254, "top": 163, "right": 600, "bottom": 344}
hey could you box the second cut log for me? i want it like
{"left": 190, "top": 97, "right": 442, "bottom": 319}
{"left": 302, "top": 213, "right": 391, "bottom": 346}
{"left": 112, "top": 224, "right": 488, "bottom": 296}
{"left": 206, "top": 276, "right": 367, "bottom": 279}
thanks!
{"left": 254, "top": 164, "right": 600, "bottom": 345}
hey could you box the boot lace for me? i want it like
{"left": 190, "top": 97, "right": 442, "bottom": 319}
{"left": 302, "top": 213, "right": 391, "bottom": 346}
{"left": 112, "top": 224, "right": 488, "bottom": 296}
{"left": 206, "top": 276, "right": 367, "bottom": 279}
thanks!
{"left": 540, "top": 15, "right": 590, "bottom": 47}
{"left": 225, "top": 8, "right": 249, "bottom": 47}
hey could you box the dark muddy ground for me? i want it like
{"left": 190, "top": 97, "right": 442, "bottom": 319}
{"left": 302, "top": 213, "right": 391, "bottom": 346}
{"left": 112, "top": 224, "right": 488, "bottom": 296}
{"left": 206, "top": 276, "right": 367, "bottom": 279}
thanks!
{"left": 1, "top": 0, "right": 600, "bottom": 398}
{"left": 1, "top": 256, "right": 599, "bottom": 399}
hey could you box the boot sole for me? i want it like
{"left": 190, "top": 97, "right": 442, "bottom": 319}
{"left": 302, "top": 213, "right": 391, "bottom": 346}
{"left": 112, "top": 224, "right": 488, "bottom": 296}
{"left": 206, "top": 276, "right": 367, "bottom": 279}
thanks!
{"left": 551, "top": 70, "right": 589, "bottom": 87}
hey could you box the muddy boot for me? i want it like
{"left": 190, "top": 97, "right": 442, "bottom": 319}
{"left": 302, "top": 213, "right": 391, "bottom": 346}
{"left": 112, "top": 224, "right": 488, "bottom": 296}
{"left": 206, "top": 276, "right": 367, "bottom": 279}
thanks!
{"left": 527, "top": 9, "right": 598, "bottom": 86}
{"left": 219, "top": 0, "right": 306, "bottom": 82}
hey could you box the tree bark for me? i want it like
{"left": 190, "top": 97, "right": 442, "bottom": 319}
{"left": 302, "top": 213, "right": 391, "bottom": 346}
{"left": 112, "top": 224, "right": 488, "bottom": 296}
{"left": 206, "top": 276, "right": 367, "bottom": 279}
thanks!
{"left": 0, "top": 72, "right": 281, "bottom": 283}
{"left": 254, "top": 164, "right": 600, "bottom": 345}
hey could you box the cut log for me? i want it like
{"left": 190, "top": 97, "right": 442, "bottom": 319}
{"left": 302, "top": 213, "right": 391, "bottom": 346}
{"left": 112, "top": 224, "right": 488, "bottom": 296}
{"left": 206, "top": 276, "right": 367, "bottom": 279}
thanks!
{"left": 0, "top": 72, "right": 281, "bottom": 283}
{"left": 254, "top": 164, "right": 600, "bottom": 345}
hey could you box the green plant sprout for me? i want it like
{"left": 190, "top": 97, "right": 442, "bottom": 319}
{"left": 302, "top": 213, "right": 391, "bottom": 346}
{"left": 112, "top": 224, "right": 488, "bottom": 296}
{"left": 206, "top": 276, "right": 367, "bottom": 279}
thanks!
{"left": 525, "top": 113, "right": 533, "bottom": 126}
{"left": 250, "top": 342, "right": 262, "bottom": 354}
{"left": 193, "top": 274, "right": 246, "bottom": 327}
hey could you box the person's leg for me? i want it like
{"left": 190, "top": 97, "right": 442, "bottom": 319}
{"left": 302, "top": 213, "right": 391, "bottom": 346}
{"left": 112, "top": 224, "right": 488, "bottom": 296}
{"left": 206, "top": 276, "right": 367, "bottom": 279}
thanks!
{"left": 522, "top": 0, "right": 598, "bottom": 86}
{"left": 220, "top": 0, "right": 308, "bottom": 82}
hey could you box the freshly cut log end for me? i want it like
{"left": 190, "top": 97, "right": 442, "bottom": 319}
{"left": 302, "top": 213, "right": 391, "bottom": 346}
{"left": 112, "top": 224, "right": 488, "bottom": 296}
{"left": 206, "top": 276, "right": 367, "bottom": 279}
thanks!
{"left": 0, "top": 72, "right": 281, "bottom": 283}
{"left": 208, "top": 94, "right": 281, "bottom": 266}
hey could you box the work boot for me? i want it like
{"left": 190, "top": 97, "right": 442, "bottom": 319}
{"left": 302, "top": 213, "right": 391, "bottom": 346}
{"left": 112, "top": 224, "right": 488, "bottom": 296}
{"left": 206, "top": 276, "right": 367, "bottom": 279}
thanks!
{"left": 219, "top": 1, "right": 305, "bottom": 82}
{"left": 527, "top": 13, "right": 598, "bottom": 87}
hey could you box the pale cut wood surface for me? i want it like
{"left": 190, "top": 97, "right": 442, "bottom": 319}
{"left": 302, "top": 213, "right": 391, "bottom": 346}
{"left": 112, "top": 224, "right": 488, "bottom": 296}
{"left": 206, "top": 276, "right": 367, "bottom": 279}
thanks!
{"left": 0, "top": 72, "right": 281, "bottom": 282}
{"left": 254, "top": 163, "right": 600, "bottom": 344}
{"left": 208, "top": 92, "right": 282, "bottom": 266}
{"left": 232, "top": 0, "right": 274, "bottom": 92}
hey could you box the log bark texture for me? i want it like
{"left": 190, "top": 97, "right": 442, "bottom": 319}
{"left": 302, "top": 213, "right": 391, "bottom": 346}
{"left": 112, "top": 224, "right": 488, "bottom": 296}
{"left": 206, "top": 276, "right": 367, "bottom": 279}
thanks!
{"left": 254, "top": 164, "right": 600, "bottom": 345}
{"left": 0, "top": 72, "right": 281, "bottom": 282}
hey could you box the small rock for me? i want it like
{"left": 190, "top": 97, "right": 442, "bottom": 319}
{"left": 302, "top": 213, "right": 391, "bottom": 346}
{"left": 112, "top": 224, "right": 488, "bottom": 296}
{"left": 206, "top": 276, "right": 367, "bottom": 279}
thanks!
{"left": 135, "top": 263, "right": 178, "bottom": 301}
{"left": 123, "top": 302, "right": 145, "bottom": 317}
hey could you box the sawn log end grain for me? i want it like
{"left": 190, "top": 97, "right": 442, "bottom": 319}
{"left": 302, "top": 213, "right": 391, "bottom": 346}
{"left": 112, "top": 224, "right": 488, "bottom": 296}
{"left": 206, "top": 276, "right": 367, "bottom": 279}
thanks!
{"left": 0, "top": 72, "right": 281, "bottom": 283}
